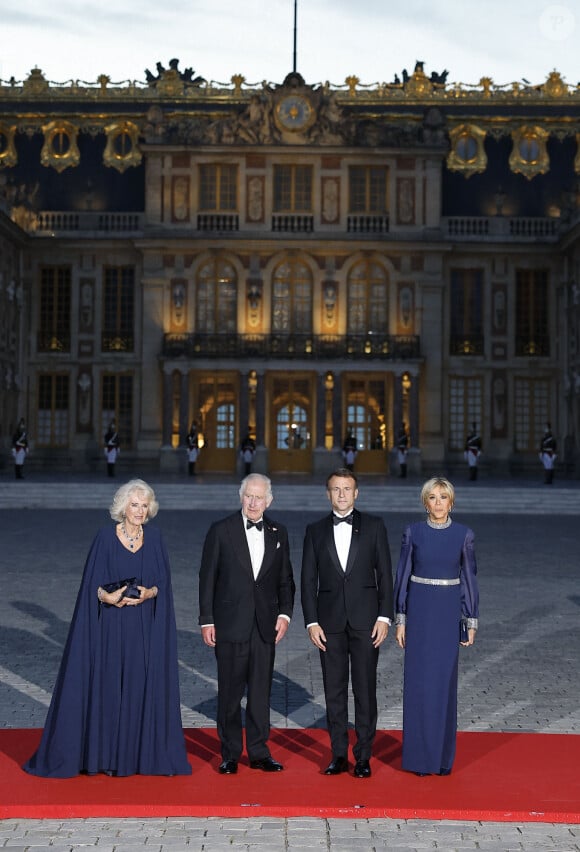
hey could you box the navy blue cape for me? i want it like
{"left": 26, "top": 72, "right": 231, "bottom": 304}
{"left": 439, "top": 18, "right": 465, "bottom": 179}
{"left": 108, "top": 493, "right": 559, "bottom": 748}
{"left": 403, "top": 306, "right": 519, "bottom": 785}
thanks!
{"left": 23, "top": 524, "right": 191, "bottom": 777}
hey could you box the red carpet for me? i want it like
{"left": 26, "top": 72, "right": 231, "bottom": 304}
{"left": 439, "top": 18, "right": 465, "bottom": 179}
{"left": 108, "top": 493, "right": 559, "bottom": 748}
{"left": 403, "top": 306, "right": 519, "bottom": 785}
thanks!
{"left": 1, "top": 728, "right": 579, "bottom": 822}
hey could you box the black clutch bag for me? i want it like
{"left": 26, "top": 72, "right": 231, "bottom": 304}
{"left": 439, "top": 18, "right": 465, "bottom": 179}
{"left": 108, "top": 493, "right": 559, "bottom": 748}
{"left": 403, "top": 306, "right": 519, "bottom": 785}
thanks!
{"left": 102, "top": 577, "right": 141, "bottom": 599}
{"left": 459, "top": 620, "right": 469, "bottom": 643}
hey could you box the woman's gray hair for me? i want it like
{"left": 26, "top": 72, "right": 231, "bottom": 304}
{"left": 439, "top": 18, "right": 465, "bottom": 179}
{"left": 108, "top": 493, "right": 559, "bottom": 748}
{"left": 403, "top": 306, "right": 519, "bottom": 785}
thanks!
{"left": 109, "top": 479, "right": 159, "bottom": 522}
{"left": 420, "top": 476, "right": 455, "bottom": 509}
{"left": 238, "top": 473, "right": 272, "bottom": 502}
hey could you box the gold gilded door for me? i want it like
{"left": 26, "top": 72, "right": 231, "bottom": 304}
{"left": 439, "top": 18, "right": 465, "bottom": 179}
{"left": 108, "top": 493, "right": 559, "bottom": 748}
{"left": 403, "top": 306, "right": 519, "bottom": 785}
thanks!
{"left": 343, "top": 374, "right": 391, "bottom": 474}
{"left": 192, "top": 372, "right": 238, "bottom": 472}
{"left": 268, "top": 373, "right": 313, "bottom": 473}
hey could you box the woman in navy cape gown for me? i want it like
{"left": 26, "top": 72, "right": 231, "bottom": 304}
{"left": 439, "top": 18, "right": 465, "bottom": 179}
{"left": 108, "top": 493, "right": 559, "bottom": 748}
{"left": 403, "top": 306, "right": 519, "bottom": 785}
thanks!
{"left": 394, "top": 476, "right": 479, "bottom": 776}
{"left": 24, "top": 479, "right": 191, "bottom": 778}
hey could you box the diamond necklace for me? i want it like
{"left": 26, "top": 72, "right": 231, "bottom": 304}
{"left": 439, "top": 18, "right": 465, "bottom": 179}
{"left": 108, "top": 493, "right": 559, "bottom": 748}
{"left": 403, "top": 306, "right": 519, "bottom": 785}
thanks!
{"left": 426, "top": 517, "right": 452, "bottom": 529}
{"left": 121, "top": 523, "right": 142, "bottom": 549}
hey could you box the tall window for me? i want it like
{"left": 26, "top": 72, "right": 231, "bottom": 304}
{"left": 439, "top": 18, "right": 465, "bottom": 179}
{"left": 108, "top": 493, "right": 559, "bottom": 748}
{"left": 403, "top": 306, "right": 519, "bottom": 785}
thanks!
{"left": 347, "top": 261, "right": 388, "bottom": 334}
{"left": 196, "top": 258, "right": 237, "bottom": 333}
{"left": 199, "top": 164, "right": 238, "bottom": 211}
{"left": 216, "top": 403, "right": 236, "bottom": 449}
{"left": 348, "top": 166, "right": 388, "bottom": 213}
{"left": 101, "top": 374, "right": 133, "bottom": 449}
{"left": 272, "top": 260, "right": 313, "bottom": 333}
{"left": 102, "top": 266, "right": 135, "bottom": 351}
{"left": 450, "top": 269, "right": 483, "bottom": 355}
{"left": 197, "top": 375, "right": 237, "bottom": 449}
{"left": 273, "top": 165, "right": 312, "bottom": 212}
{"left": 39, "top": 266, "right": 71, "bottom": 351}
{"left": 276, "top": 403, "right": 308, "bottom": 449}
{"left": 516, "top": 269, "right": 549, "bottom": 356}
{"left": 514, "top": 378, "right": 549, "bottom": 451}
{"left": 449, "top": 376, "right": 483, "bottom": 449}
{"left": 37, "top": 374, "right": 69, "bottom": 446}
{"left": 345, "top": 377, "right": 387, "bottom": 450}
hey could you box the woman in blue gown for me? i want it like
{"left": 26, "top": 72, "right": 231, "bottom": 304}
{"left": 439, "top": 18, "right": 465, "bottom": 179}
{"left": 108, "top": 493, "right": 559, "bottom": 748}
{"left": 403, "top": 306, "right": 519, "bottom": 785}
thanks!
{"left": 23, "top": 479, "right": 191, "bottom": 778}
{"left": 393, "top": 476, "right": 479, "bottom": 776}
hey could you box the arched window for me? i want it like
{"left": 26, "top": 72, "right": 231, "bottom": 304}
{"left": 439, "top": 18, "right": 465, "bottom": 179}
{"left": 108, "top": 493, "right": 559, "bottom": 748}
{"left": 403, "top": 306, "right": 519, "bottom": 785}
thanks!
{"left": 197, "top": 258, "right": 237, "bottom": 333}
{"left": 347, "top": 260, "right": 388, "bottom": 334}
{"left": 272, "top": 259, "right": 312, "bottom": 333}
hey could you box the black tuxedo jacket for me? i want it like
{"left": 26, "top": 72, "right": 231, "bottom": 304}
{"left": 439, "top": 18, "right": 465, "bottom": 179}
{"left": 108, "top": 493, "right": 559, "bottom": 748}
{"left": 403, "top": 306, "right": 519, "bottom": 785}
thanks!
{"left": 199, "top": 511, "right": 295, "bottom": 643}
{"left": 301, "top": 509, "right": 393, "bottom": 632}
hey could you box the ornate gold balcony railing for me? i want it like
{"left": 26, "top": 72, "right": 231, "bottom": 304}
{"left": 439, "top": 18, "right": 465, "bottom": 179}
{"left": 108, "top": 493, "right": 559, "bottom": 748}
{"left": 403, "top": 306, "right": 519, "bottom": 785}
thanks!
{"left": 162, "top": 332, "right": 420, "bottom": 360}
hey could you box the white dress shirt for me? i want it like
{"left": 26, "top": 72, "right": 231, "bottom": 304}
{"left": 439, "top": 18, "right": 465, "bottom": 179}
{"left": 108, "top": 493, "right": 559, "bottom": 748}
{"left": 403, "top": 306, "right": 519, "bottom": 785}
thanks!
{"left": 243, "top": 513, "right": 265, "bottom": 580}
{"left": 332, "top": 513, "right": 353, "bottom": 571}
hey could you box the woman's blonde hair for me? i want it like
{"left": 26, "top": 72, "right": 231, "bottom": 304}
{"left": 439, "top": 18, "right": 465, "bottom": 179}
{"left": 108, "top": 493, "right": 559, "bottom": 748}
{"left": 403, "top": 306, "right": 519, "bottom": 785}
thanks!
{"left": 420, "top": 476, "right": 455, "bottom": 509}
{"left": 109, "top": 479, "right": 159, "bottom": 522}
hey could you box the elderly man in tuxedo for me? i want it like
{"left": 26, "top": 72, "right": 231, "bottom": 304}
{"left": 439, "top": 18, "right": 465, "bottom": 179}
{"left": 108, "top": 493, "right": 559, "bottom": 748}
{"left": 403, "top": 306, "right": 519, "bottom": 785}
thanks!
{"left": 301, "top": 468, "right": 393, "bottom": 778}
{"left": 199, "top": 474, "right": 295, "bottom": 775}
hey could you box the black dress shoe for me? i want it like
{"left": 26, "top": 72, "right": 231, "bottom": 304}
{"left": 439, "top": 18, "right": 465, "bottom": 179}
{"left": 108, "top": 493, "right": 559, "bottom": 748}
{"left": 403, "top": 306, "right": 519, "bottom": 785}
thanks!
{"left": 249, "top": 756, "right": 283, "bottom": 772}
{"left": 354, "top": 759, "right": 371, "bottom": 778}
{"left": 218, "top": 759, "right": 238, "bottom": 774}
{"left": 324, "top": 756, "right": 348, "bottom": 775}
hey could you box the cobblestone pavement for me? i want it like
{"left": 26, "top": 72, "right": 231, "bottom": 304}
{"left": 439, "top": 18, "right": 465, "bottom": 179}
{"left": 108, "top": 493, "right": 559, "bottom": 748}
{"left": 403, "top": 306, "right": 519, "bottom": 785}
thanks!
{"left": 0, "top": 477, "right": 579, "bottom": 850}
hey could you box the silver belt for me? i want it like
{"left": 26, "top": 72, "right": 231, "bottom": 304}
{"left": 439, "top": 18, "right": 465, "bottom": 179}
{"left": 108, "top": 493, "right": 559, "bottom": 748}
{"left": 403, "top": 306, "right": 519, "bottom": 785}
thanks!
{"left": 410, "top": 575, "right": 460, "bottom": 586}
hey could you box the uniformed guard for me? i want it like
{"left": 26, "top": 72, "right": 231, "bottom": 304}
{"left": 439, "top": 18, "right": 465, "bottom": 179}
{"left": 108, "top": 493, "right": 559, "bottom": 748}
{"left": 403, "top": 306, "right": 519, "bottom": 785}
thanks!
{"left": 342, "top": 431, "right": 358, "bottom": 471}
{"left": 187, "top": 421, "right": 200, "bottom": 476}
{"left": 240, "top": 430, "right": 256, "bottom": 475}
{"left": 11, "top": 418, "right": 29, "bottom": 479}
{"left": 104, "top": 420, "right": 120, "bottom": 477}
{"left": 539, "top": 423, "right": 557, "bottom": 484}
{"left": 396, "top": 422, "right": 409, "bottom": 478}
{"left": 464, "top": 423, "right": 482, "bottom": 481}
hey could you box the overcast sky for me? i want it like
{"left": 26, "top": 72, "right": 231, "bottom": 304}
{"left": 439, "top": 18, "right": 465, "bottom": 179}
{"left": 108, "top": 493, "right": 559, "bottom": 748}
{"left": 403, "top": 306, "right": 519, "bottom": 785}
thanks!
{"left": 0, "top": 1, "right": 577, "bottom": 89}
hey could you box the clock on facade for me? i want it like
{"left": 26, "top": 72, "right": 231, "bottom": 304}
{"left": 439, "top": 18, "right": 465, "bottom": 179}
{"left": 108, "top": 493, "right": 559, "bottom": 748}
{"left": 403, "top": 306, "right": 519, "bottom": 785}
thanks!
{"left": 274, "top": 94, "right": 315, "bottom": 132}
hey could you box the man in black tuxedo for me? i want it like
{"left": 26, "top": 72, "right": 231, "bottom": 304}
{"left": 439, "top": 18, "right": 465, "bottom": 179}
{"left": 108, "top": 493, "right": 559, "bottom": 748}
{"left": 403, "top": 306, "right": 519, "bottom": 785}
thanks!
{"left": 301, "top": 468, "right": 393, "bottom": 778}
{"left": 199, "top": 474, "right": 295, "bottom": 775}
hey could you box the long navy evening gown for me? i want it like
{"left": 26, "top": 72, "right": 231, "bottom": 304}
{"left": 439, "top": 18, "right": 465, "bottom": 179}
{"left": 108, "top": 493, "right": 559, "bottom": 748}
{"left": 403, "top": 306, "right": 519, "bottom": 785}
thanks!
{"left": 394, "top": 521, "right": 479, "bottom": 775}
{"left": 23, "top": 524, "right": 191, "bottom": 778}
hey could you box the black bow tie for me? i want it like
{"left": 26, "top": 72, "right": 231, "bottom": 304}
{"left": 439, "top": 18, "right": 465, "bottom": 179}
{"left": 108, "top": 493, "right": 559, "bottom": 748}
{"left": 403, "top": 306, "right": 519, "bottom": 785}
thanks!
{"left": 333, "top": 513, "right": 353, "bottom": 525}
{"left": 246, "top": 519, "right": 263, "bottom": 531}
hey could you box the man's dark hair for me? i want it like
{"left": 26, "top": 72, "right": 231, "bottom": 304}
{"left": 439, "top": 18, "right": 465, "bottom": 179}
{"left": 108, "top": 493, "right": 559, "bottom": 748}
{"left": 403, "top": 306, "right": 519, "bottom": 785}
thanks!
{"left": 326, "top": 467, "right": 358, "bottom": 488}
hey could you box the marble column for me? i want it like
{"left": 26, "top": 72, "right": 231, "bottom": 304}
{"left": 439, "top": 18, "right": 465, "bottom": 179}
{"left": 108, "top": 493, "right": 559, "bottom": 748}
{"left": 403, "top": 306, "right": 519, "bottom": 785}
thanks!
{"left": 316, "top": 372, "right": 327, "bottom": 448}
{"left": 256, "top": 372, "right": 265, "bottom": 446}
{"left": 409, "top": 371, "right": 420, "bottom": 448}
{"left": 331, "top": 371, "right": 342, "bottom": 449}
{"left": 179, "top": 370, "right": 189, "bottom": 446}
{"left": 161, "top": 370, "right": 173, "bottom": 447}
{"left": 392, "top": 372, "right": 403, "bottom": 440}
{"left": 239, "top": 371, "right": 249, "bottom": 445}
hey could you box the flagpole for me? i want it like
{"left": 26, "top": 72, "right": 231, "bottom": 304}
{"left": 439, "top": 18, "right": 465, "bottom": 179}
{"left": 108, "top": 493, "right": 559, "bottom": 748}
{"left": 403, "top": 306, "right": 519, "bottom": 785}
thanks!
{"left": 293, "top": 0, "right": 297, "bottom": 73}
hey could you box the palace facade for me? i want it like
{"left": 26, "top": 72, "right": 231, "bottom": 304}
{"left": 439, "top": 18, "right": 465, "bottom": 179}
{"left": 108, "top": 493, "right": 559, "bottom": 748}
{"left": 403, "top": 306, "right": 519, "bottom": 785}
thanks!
{"left": 1, "top": 60, "right": 580, "bottom": 477}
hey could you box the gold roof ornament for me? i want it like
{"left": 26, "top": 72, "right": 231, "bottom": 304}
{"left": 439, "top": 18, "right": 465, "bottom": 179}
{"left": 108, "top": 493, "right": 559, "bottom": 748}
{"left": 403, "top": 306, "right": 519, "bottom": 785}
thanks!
{"left": 22, "top": 67, "right": 49, "bottom": 95}
{"left": 542, "top": 71, "right": 568, "bottom": 99}
{"left": 404, "top": 63, "right": 434, "bottom": 97}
